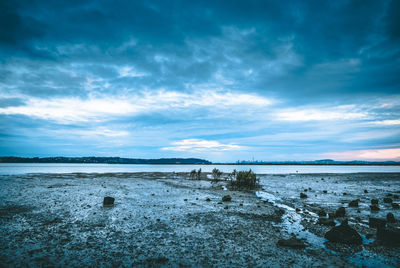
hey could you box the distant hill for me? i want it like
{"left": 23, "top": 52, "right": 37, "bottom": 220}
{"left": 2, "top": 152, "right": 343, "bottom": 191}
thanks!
{"left": 0, "top": 156, "right": 211, "bottom": 164}
{"left": 1, "top": 157, "right": 398, "bottom": 165}
{"left": 231, "top": 159, "right": 400, "bottom": 165}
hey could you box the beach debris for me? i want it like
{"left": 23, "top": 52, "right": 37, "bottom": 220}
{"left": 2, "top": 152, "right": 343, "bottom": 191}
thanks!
{"left": 277, "top": 237, "right": 306, "bottom": 249}
{"left": 370, "top": 204, "right": 380, "bottom": 211}
{"left": 387, "top": 213, "right": 396, "bottom": 223}
{"left": 317, "top": 209, "right": 327, "bottom": 217}
{"left": 103, "top": 197, "right": 115, "bottom": 207}
{"left": 324, "top": 220, "right": 362, "bottom": 245}
{"left": 300, "top": 193, "right": 308, "bottom": 199}
{"left": 383, "top": 197, "right": 393, "bottom": 203}
{"left": 392, "top": 203, "right": 399, "bottom": 209}
{"left": 377, "top": 226, "right": 400, "bottom": 246}
{"left": 318, "top": 218, "right": 336, "bottom": 226}
{"left": 371, "top": 199, "right": 379, "bottom": 205}
{"left": 335, "top": 207, "right": 346, "bottom": 217}
{"left": 222, "top": 195, "right": 231, "bottom": 202}
{"left": 369, "top": 217, "right": 386, "bottom": 228}
{"left": 348, "top": 200, "right": 359, "bottom": 207}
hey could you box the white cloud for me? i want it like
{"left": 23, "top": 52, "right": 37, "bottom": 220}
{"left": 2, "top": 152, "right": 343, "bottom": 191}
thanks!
{"left": 368, "top": 119, "right": 400, "bottom": 126}
{"left": 161, "top": 139, "right": 242, "bottom": 152}
{"left": 0, "top": 90, "right": 272, "bottom": 123}
{"left": 74, "top": 127, "right": 129, "bottom": 137}
{"left": 275, "top": 106, "right": 367, "bottom": 121}
{"left": 118, "top": 66, "right": 148, "bottom": 78}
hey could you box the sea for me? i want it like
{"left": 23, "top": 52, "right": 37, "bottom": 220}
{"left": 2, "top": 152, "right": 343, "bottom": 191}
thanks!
{"left": 0, "top": 163, "right": 399, "bottom": 175}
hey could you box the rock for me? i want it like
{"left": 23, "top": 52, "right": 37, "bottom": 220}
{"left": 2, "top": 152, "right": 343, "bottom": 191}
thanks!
{"left": 364, "top": 189, "right": 368, "bottom": 193}
{"left": 328, "top": 212, "right": 335, "bottom": 219}
{"left": 317, "top": 209, "right": 327, "bottom": 217}
{"left": 343, "top": 192, "right": 347, "bottom": 196}
{"left": 335, "top": 207, "right": 346, "bottom": 217}
{"left": 377, "top": 226, "right": 400, "bottom": 246}
{"left": 383, "top": 197, "right": 393, "bottom": 203}
{"left": 184, "top": 199, "right": 188, "bottom": 201}
{"left": 206, "top": 198, "right": 211, "bottom": 202}
{"left": 277, "top": 237, "right": 306, "bottom": 249}
{"left": 387, "top": 213, "right": 396, "bottom": 223}
{"left": 296, "top": 208, "right": 301, "bottom": 212}
{"left": 394, "top": 195, "right": 399, "bottom": 199}
{"left": 323, "top": 190, "right": 328, "bottom": 194}
{"left": 318, "top": 217, "right": 336, "bottom": 226}
{"left": 371, "top": 199, "right": 379, "bottom": 205}
{"left": 386, "top": 193, "right": 393, "bottom": 197}
{"left": 392, "top": 203, "right": 399, "bottom": 209}
{"left": 239, "top": 203, "right": 243, "bottom": 206}
{"left": 370, "top": 204, "right": 380, "bottom": 211}
{"left": 224, "top": 206, "right": 228, "bottom": 209}
{"left": 369, "top": 217, "right": 386, "bottom": 228}
{"left": 103, "top": 196, "right": 115, "bottom": 207}
{"left": 300, "top": 193, "right": 308, "bottom": 199}
{"left": 324, "top": 220, "right": 362, "bottom": 245}
{"left": 304, "top": 189, "right": 308, "bottom": 192}
{"left": 275, "top": 208, "right": 285, "bottom": 216}
{"left": 348, "top": 200, "right": 359, "bottom": 207}
{"left": 222, "top": 195, "right": 231, "bottom": 202}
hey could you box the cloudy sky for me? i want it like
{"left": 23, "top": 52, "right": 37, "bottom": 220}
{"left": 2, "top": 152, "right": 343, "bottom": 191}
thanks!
{"left": 0, "top": 0, "right": 399, "bottom": 162}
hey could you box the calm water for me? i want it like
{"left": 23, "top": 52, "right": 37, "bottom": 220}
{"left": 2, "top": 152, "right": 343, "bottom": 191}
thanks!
{"left": 0, "top": 163, "right": 399, "bottom": 175}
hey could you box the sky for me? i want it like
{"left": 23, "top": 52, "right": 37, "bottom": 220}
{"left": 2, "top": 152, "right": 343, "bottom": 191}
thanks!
{"left": 0, "top": 0, "right": 399, "bottom": 162}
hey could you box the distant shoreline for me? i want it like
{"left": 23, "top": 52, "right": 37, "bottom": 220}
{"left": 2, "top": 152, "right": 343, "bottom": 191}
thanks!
{"left": 0, "top": 162, "right": 399, "bottom": 166}
{"left": 1, "top": 156, "right": 399, "bottom": 165}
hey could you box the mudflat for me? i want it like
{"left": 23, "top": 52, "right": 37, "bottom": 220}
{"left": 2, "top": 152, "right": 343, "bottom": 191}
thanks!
{"left": 0, "top": 172, "right": 399, "bottom": 267}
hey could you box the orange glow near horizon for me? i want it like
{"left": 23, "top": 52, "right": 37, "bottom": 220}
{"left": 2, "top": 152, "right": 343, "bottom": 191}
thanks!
{"left": 326, "top": 148, "right": 400, "bottom": 161}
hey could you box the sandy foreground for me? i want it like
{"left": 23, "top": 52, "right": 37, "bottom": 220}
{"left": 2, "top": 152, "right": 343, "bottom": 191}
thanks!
{"left": 0, "top": 172, "right": 399, "bottom": 267}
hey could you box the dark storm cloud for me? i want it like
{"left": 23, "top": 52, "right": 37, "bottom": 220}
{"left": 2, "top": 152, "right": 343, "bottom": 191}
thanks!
{"left": 2, "top": 0, "right": 398, "bottom": 99}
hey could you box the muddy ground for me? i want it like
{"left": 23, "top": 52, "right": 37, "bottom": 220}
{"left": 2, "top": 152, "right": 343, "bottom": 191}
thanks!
{"left": 0, "top": 172, "right": 399, "bottom": 267}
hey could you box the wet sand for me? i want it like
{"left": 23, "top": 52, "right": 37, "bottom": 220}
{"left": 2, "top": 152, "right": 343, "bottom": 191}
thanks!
{"left": 0, "top": 172, "right": 399, "bottom": 267}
